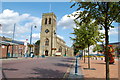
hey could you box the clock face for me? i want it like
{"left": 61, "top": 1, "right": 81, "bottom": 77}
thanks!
{"left": 45, "top": 29, "right": 49, "bottom": 33}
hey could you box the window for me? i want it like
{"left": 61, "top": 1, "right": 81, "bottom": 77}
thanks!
{"left": 45, "top": 18, "right": 47, "bottom": 24}
{"left": 49, "top": 18, "right": 51, "bottom": 24}
{"left": 45, "top": 38, "right": 49, "bottom": 46}
{"left": 54, "top": 30, "right": 56, "bottom": 34}
{"left": 59, "top": 46, "right": 62, "bottom": 52}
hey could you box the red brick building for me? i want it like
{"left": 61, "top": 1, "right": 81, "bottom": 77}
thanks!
{"left": 0, "top": 36, "right": 26, "bottom": 58}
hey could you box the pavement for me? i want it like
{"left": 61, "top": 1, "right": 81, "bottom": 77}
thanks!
{"left": 67, "top": 58, "right": 84, "bottom": 79}
{"left": 79, "top": 58, "right": 119, "bottom": 80}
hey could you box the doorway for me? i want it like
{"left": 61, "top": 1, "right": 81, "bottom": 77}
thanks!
{"left": 45, "top": 50, "right": 48, "bottom": 56}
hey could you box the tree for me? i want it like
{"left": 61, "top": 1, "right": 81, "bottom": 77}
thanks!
{"left": 34, "top": 40, "right": 40, "bottom": 55}
{"left": 93, "top": 44, "right": 103, "bottom": 52}
{"left": 115, "top": 45, "right": 120, "bottom": 59}
{"left": 74, "top": 48, "right": 79, "bottom": 55}
{"left": 71, "top": 21, "right": 103, "bottom": 69}
{"left": 35, "top": 40, "right": 40, "bottom": 46}
{"left": 70, "top": 2, "right": 120, "bottom": 80}
{"left": 71, "top": 37, "right": 87, "bottom": 63}
{"left": 73, "top": 45, "right": 79, "bottom": 56}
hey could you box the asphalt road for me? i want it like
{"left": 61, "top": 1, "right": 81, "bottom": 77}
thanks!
{"left": 1, "top": 57, "right": 75, "bottom": 79}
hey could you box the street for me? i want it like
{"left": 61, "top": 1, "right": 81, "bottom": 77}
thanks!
{"left": 1, "top": 57, "right": 75, "bottom": 79}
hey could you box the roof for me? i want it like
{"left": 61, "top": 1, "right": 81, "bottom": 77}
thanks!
{"left": 56, "top": 36, "right": 65, "bottom": 43}
{"left": 0, "top": 36, "right": 29, "bottom": 45}
{"left": 0, "top": 41, "right": 18, "bottom": 45}
{"left": 99, "top": 42, "right": 120, "bottom": 46}
{"left": 109, "top": 42, "right": 120, "bottom": 45}
{"left": 12, "top": 40, "right": 24, "bottom": 45}
{"left": 0, "top": 36, "right": 12, "bottom": 41}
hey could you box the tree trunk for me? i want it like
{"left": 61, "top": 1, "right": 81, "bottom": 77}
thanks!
{"left": 84, "top": 50, "right": 85, "bottom": 63}
{"left": 105, "top": 27, "right": 109, "bottom": 80}
{"left": 104, "top": 3, "right": 110, "bottom": 80}
{"left": 88, "top": 44, "right": 90, "bottom": 69}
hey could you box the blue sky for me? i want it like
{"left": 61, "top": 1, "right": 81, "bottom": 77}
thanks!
{"left": 0, "top": 2, "right": 119, "bottom": 47}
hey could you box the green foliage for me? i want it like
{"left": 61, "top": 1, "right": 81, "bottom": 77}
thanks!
{"left": 74, "top": 48, "right": 79, "bottom": 56}
{"left": 70, "top": 2, "right": 120, "bottom": 29}
{"left": 115, "top": 46, "right": 120, "bottom": 53}
{"left": 70, "top": 2, "right": 119, "bottom": 53}
{"left": 35, "top": 40, "right": 40, "bottom": 45}
{"left": 71, "top": 21, "right": 103, "bottom": 51}
{"left": 70, "top": 2, "right": 120, "bottom": 79}
{"left": 93, "top": 44, "right": 103, "bottom": 52}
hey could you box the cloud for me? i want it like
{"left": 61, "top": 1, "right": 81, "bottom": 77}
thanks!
{"left": 57, "top": 11, "right": 81, "bottom": 30}
{"left": 32, "top": 33, "right": 40, "bottom": 39}
{"left": 99, "top": 27, "right": 118, "bottom": 35}
{"left": 0, "top": 9, "right": 41, "bottom": 42}
{"left": 57, "top": 35, "right": 64, "bottom": 40}
{"left": 0, "top": 25, "right": 2, "bottom": 33}
{"left": 57, "top": 14, "right": 75, "bottom": 29}
{"left": 58, "top": 10, "right": 118, "bottom": 36}
{"left": 99, "top": 29, "right": 105, "bottom": 34}
{"left": 109, "top": 27, "right": 118, "bottom": 35}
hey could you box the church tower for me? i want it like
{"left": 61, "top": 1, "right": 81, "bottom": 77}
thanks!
{"left": 39, "top": 13, "right": 57, "bottom": 56}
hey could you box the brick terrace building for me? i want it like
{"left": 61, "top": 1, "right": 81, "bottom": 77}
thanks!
{"left": 0, "top": 36, "right": 26, "bottom": 58}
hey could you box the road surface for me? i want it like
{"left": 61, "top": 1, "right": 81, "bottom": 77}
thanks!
{"left": 1, "top": 57, "right": 75, "bottom": 79}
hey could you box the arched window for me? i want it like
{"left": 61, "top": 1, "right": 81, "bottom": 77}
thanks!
{"left": 49, "top": 18, "right": 51, "bottom": 24}
{"left": 59, "top": 46, "right": 62, "bottom": 52}
{"left": 45, "top": 18, "right": 47, "bottom": 24}
{"left": 45, "top": 38, "right": 49, "bottom": 46}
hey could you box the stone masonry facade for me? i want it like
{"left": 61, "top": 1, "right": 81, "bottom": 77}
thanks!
{"left": 39, "top": 13, "right": 73, "bottom": 56}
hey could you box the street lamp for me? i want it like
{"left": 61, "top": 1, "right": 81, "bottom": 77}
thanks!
{"left": 11, "top": 23, "right": 16, "bottom": 57}
{"left": 29, "top": 25, "right": 37, "bottom": 57}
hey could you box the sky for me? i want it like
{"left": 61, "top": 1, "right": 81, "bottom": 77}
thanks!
{"left": 0, "top": 2, "right": 119, "bottom": 47}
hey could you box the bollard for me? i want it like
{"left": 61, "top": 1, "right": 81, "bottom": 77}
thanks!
{"left": 75, "top": 56, "right": 78, "bottom": 75}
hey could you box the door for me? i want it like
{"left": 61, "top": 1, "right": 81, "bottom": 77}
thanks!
{"left": 45, "top": 50, "right": 48, "bottom": 56}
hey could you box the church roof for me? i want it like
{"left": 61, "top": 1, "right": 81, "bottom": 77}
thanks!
{"left": 56, "top": 36, "right": 65, "bottom": 43}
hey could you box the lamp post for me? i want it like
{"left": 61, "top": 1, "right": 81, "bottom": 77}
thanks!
{"left": 11, "top": 23, "right": 16, "bottom": 57}
{"left": 29, "top": 25, "right": 37, "bottom": 56}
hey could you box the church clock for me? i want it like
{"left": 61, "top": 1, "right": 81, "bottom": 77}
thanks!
{"left": 45, "top": 29, "right": 49, "bottom": 33}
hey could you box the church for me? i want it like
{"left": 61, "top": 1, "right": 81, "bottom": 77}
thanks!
{"left": 39, "top": 13, "right": 73, "bottom": 56}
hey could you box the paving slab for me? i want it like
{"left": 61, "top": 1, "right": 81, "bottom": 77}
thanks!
{"left": 68, "top": 58, "right": 84, "bottom": 79}
{"left": 79, "top": 58, "right": 119, "bottom": 79}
